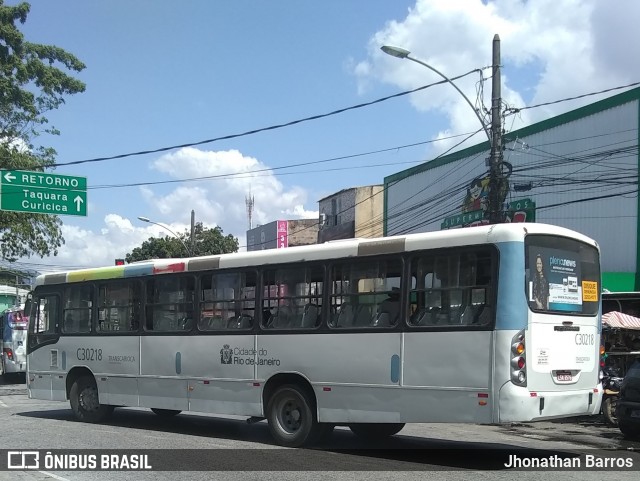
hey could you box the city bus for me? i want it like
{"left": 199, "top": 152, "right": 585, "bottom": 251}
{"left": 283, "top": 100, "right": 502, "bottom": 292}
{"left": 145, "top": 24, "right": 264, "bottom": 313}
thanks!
{"left": 1, "top": 305, "right": 29, "bottom": 378}
{"left": 26, "top": 223, "right": 602, "bottom": 447}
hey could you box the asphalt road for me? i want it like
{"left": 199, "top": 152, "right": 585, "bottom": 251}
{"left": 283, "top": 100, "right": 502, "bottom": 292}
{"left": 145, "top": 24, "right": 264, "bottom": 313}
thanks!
{"left": 1, "top": 374, "right": 639, "bottom": 481}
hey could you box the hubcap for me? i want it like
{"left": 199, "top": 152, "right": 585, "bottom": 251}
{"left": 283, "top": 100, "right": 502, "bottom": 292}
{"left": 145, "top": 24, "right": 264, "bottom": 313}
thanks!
{"left": 79, "top": 386, "right": 100, "bottom": 412}
{"left": 278, "top": 398, "right": 302, "bottom": 434}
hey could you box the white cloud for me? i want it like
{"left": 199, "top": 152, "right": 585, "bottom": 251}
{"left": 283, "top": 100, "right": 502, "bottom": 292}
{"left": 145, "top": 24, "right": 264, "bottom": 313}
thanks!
{"left": 142, "top": 147, "right": 317, "bottom": 243}
{"left": 355, "top": 0, "right": 639, "bottom": 153}
{"left": 19, "top": 147, "right": 319, "bottom": 272}
{"left": 35, "top": 214, "right": 153, "bottom": 273}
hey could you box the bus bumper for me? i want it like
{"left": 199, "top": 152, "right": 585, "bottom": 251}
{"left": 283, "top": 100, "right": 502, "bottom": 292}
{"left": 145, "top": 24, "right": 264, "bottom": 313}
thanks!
{"left": 3, "top": 359, "right": 26, "bottom": 374}
{"left": 498, "top": 383, "right": 603, "bottom": 422}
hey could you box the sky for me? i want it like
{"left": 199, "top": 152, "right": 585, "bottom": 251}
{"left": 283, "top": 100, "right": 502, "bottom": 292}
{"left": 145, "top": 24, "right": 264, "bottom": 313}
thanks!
{"left": 4, "top": 0, "right": 640, "bottom": 275}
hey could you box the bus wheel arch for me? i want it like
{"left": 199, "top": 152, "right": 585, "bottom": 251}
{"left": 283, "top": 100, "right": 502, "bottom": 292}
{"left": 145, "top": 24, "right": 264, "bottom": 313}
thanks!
{"left": 262, "top": 373, "right": 330, "bottom": 447}
{"left": 67, "top": 368, "right": 113, "bottom": 423}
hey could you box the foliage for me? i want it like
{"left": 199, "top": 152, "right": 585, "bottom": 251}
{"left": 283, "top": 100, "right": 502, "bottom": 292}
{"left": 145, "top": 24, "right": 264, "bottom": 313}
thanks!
{"left": 125, "top": 223, "right": 239, "bottom": 262}
{"left": 0, "top": 1, "right": 86, "bottom": 261}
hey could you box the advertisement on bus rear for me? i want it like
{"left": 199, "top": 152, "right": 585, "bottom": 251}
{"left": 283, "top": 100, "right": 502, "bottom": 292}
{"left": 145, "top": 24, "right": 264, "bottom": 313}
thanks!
{"left": 528, "top": 247, "right": 582, "bottom": 313}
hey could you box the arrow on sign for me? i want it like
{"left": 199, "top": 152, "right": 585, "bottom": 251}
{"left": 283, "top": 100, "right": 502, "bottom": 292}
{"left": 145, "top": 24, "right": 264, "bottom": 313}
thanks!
{"left": 74, "top": 195, "right": 84, "bottom": 211}
{"left": 3, "top": 172, "right": 16, "bottom": 183}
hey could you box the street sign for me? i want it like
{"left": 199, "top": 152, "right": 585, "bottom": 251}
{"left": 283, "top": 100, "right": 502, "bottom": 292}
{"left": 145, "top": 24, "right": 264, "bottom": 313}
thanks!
{"left": 0, "top": 170, "right": 87, "bottom": 216}
{"left": 441, "top": 197, "right": 536, "bottom": 229}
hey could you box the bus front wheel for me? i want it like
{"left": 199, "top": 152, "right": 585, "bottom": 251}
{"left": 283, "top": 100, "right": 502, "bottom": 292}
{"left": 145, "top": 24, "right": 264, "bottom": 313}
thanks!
{"left": 267, "top": 384, "right": 322, "bottom": 447}
{"left": 69, "top": 376, "right": 114, "bottom": 423}
{"left": 349, "top": 423, "right": 405, "bottom": 439}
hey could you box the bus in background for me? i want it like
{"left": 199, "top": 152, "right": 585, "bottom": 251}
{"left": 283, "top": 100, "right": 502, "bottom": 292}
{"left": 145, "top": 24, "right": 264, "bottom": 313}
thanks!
{"left": 600, "top": 291, "right": 640, "bottom": 374}
{"left": 1, "top": 305, "right": 29, "bottom": 378}
{"left": 26, "top": 223, "right": 602, "bottom": 447}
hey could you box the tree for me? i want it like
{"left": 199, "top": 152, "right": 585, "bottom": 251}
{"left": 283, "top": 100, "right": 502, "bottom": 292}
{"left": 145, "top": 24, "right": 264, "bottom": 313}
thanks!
{"left": 0, "top": 1, "right": 86, "bottom": 261}
{"left": 125, "top": 223, "right": 239, "bottom": 263}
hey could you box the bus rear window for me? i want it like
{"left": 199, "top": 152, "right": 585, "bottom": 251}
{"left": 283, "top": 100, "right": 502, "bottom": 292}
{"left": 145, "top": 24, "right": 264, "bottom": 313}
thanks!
{"left": 7, "top": 311, "right": 28, "bottom": 330}
{"left": 525, "top": 234, "right": 600, "bottom": 316}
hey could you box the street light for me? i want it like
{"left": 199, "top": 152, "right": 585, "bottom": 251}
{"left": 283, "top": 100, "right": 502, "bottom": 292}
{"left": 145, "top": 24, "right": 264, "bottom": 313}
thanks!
{"left": 137, "top": 216, "right": 192, "bottom": 257}
{"left": 380, "top": 45, "right": 491, "bottom": 144}
{"left": 381, "top": 36, "right": 504, "bottom": 224}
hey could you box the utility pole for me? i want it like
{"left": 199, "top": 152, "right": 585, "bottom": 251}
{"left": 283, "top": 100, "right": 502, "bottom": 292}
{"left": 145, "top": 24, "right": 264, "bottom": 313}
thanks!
{"left": 381, "top": 35, "right": 506, "bottom": 224}
{"left": 488, "top": 34, "right": 503, "bottom": 224}
{"left": 190, "top": 209, "right": 196, "bottom": 255}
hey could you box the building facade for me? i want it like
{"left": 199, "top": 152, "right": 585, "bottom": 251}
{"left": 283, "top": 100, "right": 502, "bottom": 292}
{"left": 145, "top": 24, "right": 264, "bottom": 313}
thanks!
{"left": 0, "top": 285, "right": 30, "bottom": 312}
{"left": 384, "top": 87, "right": 640, "bottom": 292}
{"left": 318, "top": 185, "right": 384, "bottom": 243}
{"left": 246, "top": 219, "right": 318, "bottom": 251}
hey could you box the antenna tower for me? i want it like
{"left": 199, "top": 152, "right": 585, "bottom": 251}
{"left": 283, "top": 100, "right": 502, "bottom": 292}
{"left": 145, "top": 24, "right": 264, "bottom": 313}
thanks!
{"left": 245, "top": 192, "right": 255, "bottom": 229}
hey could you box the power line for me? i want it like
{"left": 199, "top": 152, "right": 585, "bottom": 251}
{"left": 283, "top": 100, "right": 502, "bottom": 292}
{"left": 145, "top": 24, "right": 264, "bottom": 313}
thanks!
{"left": 88, "top": 132, "right": 476, "bottom": 190}
{"left": 504, "top": 81, "right": 640, "bottom": 114}
{"left": 47, "top": 70, "right": 483, "bottom": 168}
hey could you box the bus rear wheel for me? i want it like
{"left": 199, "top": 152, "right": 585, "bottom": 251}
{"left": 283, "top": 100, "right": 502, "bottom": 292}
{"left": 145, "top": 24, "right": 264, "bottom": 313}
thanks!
{"left": 69, "top": 375, "right": 114, "bottom": 423}
{"left": 151, "top": 408, "right": 181, "bottom": 417}
{"left": 267, "top": 384, "right": 323, "bottom": 447}
{"left": 349, "top": 423, "right": 405, "bottom": 439}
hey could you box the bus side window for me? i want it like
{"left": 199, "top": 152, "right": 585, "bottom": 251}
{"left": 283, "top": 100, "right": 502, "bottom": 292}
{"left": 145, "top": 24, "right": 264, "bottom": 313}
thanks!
{"left": 63, "top": 285, "right": 93, "bottom": 334}
{"left": 33, "top": 296, "right": 60, "bottom": 335}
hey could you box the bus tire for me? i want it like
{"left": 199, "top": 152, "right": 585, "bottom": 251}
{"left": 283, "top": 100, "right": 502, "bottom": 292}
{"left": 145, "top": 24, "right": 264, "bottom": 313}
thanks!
{"left": 151, "top": 408, "right": 181, "bottom": 417}
{"left": 602, "top": 397, "right": 618, "bottom": 426}
{"left": 349, "top": 423, "right": 405, "bottom": 439}
{"left": 69, "top": 375, "right": 114, "bottom": 423}
{"left": 266, "top": 384, "right": 320, "bottom": 447}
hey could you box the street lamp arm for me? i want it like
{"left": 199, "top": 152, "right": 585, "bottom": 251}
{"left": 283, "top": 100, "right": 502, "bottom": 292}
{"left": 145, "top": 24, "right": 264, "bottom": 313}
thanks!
{"left": 381, "top": 46, "right": 491, "bottom": 144}
{"left": 405, "top": 55, "right": 491, "bottom": 144}
{"left": 137, "top": 216, "right": 192, "bottom": 257}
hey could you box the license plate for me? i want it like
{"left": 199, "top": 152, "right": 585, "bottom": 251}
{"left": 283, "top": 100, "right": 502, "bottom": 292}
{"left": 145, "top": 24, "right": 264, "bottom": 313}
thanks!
{"left": 556, "top": 371, "right": 572, "bottom": 381}
{"left": 631, "top": 410, "right": 640, "bottom": 418}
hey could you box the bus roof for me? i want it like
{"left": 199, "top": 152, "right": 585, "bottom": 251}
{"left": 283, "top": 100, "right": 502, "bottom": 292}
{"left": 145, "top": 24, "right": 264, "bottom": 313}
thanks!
{"left": 34, "top": 223, "right": 598, "bottom": 287}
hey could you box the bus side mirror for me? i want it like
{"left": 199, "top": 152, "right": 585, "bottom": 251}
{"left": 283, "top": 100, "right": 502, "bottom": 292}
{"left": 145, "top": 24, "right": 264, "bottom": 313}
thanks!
{"left": 23, "top": 294, "right": 32, "bottom": 320}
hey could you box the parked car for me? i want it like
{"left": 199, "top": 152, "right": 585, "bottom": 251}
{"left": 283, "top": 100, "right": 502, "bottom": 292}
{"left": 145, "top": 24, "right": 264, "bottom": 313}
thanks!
{"left": 616, "top": 359, "right": 640, "bottom": 439}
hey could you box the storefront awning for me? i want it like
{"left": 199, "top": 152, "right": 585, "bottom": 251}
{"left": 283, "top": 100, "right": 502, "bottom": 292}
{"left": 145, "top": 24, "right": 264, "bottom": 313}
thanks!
{"left": 602, "top": 311, "right": 640, "bottom": 330}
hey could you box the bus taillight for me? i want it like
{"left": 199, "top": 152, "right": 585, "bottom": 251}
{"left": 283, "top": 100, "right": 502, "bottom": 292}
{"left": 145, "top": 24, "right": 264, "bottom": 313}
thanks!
{"left": 3, "top": 348, "right": 14, "bottom": 360}
{"left": 599, "top": 345, "right": 607, "bottom": 369}
{"left": 511, "top": 331, "right": 527, "bottom": 387}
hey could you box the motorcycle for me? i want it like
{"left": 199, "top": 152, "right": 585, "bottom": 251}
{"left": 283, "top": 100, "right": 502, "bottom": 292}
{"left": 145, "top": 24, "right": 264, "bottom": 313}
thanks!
{"left": 601, "top": 365, "right": 624, "bottom": 426}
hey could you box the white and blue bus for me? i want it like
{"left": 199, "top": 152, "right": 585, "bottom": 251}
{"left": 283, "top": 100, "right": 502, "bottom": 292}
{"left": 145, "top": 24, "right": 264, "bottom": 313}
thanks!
{"left": 27, "top": 223, "right": 602, "bottom": 446}
{"left": 1, "top": 305, "right": 29, "bottom": 378}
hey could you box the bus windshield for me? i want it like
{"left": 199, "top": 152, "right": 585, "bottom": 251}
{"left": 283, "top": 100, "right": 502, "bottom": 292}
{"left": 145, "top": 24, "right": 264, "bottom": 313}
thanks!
{"left": 525, "top": 234, "right": 600, "bottom": 315}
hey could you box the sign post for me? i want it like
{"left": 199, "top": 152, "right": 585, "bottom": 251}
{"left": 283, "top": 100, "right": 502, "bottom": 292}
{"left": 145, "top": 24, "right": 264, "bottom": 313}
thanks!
{"left": 0, "top": 170, "right": 87, "bottom": 217}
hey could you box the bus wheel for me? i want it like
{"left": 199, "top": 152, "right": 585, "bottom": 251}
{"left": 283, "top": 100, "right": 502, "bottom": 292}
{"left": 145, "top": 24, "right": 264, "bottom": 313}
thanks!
{"left": 151, "top": 408, "right": 181, "bottom": 417}
{"left": 602, "top": 397, "right": 618, "bottom": 426}
{"left": 267, "top": 384, "right": 320, "bottom": 447}
{"left": 349, "top": 423, "right": 405, "bottom": 439}
{"left": 69, "top": 376, "right": 114, "bottom": 423}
